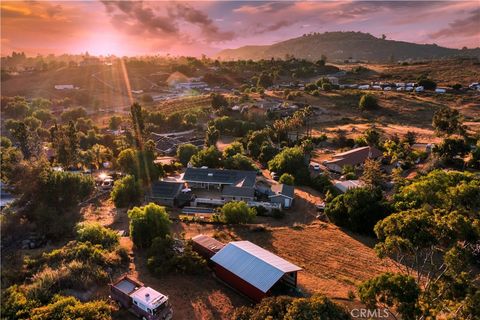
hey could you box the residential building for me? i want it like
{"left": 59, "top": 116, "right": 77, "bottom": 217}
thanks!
{"left": 333, "top": 180, "right": 365, "bottom": 193}
{"left": 324, "top": 146, "right": 382, "bottom": 173}
{"left": 182, "top": 168, "right": 256, "bottom": 190}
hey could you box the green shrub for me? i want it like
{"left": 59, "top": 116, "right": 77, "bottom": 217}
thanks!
{"left": 359, "top": 94, "right": 378, "bottom": 110}
{"left": 30, "top": 295, "right": 111, "bottom": 320}
{"left": 147, "top": 236, "right": 207, "bottom": 275}
{"left": 279, "top": 173, "right": 295, "bottom": 185}
{"left": 128, "top": 203, "right": 172, "bottom": 248}
{"left": 309, "top": 175, "right": 332, "bottom": 193}
{"left": 111, "top": 175, "right": 142, "bottom": 208}
{"left": 220, "top": 201, "right": 256, "bottom": 224}
{"left": 76, "top": 222, "right": 119, "bottom": 249}
{"left": 232, "top": 294, "right": 349, "bottom": 320}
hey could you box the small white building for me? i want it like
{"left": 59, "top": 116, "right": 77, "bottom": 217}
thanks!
{"left": 54, "top": 84, "right": 74, "bottom": 90}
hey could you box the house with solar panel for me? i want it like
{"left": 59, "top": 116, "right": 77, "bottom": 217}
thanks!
{"left": 192, "top": 235, "right": 302, "bottom": 302}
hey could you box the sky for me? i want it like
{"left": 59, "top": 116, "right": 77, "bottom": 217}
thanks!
{"left": 1, "top": 1, "right": 479, "bottom": 57}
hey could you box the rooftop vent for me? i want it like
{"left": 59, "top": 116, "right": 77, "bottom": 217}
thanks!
{"left": 145, "top": 293, "right": 150, "bottom": 301}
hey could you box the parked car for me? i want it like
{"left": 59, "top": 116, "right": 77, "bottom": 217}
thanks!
{"left": 315, "top": 202, "right": 326, "bottom": 211}
{"left": 311, "top": 163, "right": 321, "bottom": 171}
{"left": 271, "top": 172, "right": 280, "bottom": 181}
{"left": 101, "top": 177, "right": 114, "bottom": 190}
{"left": 110, "top": 276, "right": 173, "bottom": 320}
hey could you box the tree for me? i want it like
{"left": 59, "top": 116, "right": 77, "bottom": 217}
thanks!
{"left": 211, "top": 93, "right": 228, "bottom": 109}
{"left": 33, "top": 109, "right": 53, "bottom": 123}
{"left": 205, "top": 125, "right": 219, "bottom": 147}
{"left": 76, "top": 222, "right": 119, "bottom": 249}
{"left": 359, "top": 94, "right": 378, "bottom": 110}
{"left": 224, "top": 154, "right": 256, "bottom": 170}
{"left": 361, "top": 159, "right": 385, "bottom": 189}
{"left": 190, "top": 146, "right": 222, "bottom": 168}
{"left": 65, "top": 121, "right": 80, "bottom": 167}
{"left": 418, "top": 78, "right": 437, "bottom": 90}
{"left": 60, "top": 107, "right": 87, "bottom": 122}
{"left": 279, "top": 173, "right": 295, "bottom": 185}
{"left": 4, "top": 100, "right": 29, "bottom": 119}
{"left": 325, "top": 187, "right": 390, "bottom": 234}
{"left": 432, "top": 106, "right": 465, "bottom": 136}
{"left": 257, "top": 72, "right": 273, "bottom": 88}
{"left": 128, "top": 203, "right": 172, "bottom": 248}
{"left": 247, "top": 130, "right": 270, "bottom": 158}
{"left": 433, "top": 138, "right": 469, "bottom": 165}
{"left": 219, "top": 201, "right": 256, "bottom": 224}
{"left": 183, "top": 113, "right": 197, "bottom": 127}
{"left": 268, "top": 146, "right": 309, "bottom": 183}
{"left": 176, "top": 143, "right": 199, "bottom": 166}
{"left": 130, "top": 103, "right": 145, "bottom": 148}
{"left": 364, "top": 127, "right": 382, "bottom": 147}
{"left": 117, "top": 148, "right": 162, "bottom": 183}
{"left": 111, "top": 175, "right": 142, "bottom": 208}
{"left": 393, "top": 169, "right": 479, "bottom": 213}
{"left": 108, "top": 116, "right": 122, "bottom": 130}
{"left": 223, "top": 141, "right": 244, "bottom": 158}
{"left": 7, "top": 121, "right": 32, "bottom": 159}
{"left": 358, "top": 273, "right": 420, "bottom": 320}
{"left": 258, "top": 142, "right": 279, "bottom": 165}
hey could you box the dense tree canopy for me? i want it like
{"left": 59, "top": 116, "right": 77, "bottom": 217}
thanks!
{"left": 176, "top": 143, "right": 199, "bottom": 166}
{"left": 111, "top": 175, "right": 142, "bottom": 208}
{"left": 325, "top": 187, "right": 390, "bottom": 234}
{"left": 268, "top": 146, "right": 310, "bottom": 183}
{"left": 128, "top": 203, "right": 172, "bottom": 248}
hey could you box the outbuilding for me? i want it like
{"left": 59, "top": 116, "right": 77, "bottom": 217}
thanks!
{"left": 268, "top": 184, "right": 294, "bottom": 209}
{"left": 191, "top": 234, "right": 225, "bottom": 260}
{"left": 210, "top": 241, "right": 301, "bottom": 302}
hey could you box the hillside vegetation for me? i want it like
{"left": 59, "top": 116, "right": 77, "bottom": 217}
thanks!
{"left": 217, "top": 31, "right": 480, "bottom": 62}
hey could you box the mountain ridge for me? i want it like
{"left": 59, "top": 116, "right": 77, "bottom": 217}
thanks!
{"left": 216, "top": 31, "right": 480, "bottom": 62}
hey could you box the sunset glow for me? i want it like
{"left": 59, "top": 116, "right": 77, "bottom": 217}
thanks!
{"left": 1, "top": 1, "right": 479, "bottom": 56}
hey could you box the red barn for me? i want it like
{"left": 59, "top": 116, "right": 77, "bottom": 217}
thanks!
{"left": 210, "top": 241, "right": 301, "bottom": 302}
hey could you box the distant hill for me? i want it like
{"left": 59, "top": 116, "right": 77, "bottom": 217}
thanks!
{"left": 216, "top": 31, "right": 480, "bottom": 62}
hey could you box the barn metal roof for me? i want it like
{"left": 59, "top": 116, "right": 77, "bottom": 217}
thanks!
{"left": 211, "top": 241, "right": 301, "bottom": 293}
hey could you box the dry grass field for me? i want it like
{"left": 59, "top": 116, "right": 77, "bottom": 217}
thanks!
{"left": 79, "top": 198, "right": 399, "bottom": 319}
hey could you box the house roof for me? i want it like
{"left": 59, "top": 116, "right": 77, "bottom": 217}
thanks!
{"left": 192, "top": 234, "right": 225, "bottom": 253}
{"left": 333, "top": 180, "right": 365, "bottom": 193}
{"left": 149, "top": 181, "right": 183, "bottom": 199}
{"left": 222, "top": 186, "right": 255, "bottom": 198}
{"left": 325, "top": 146, "right": 382, "bottom": 166}
{"left": 183, "top": 168, "right": 256, "bottom": 187}
{"left": 211, "top": 241, "right": 301, "bottom": 293}
{"left": 269, "top": 184, "right": 294, "bottom": 199}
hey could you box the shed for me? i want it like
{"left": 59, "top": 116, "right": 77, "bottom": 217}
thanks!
{"left": 268, "top": 184, "right": 294, "bottom": 208}
{"left": 191, "top": 234, "right": 225, "bottom": 259}
{"left": 211, "top": 241, "right": 301, "bottom": 301}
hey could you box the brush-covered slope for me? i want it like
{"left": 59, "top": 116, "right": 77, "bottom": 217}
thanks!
{"left": 217, "top": 31, "right": 480, "bottom": 62}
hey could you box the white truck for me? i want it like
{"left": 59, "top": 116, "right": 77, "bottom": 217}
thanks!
{"left": 110, "top": 276, "right": 173, "bottom": 320}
